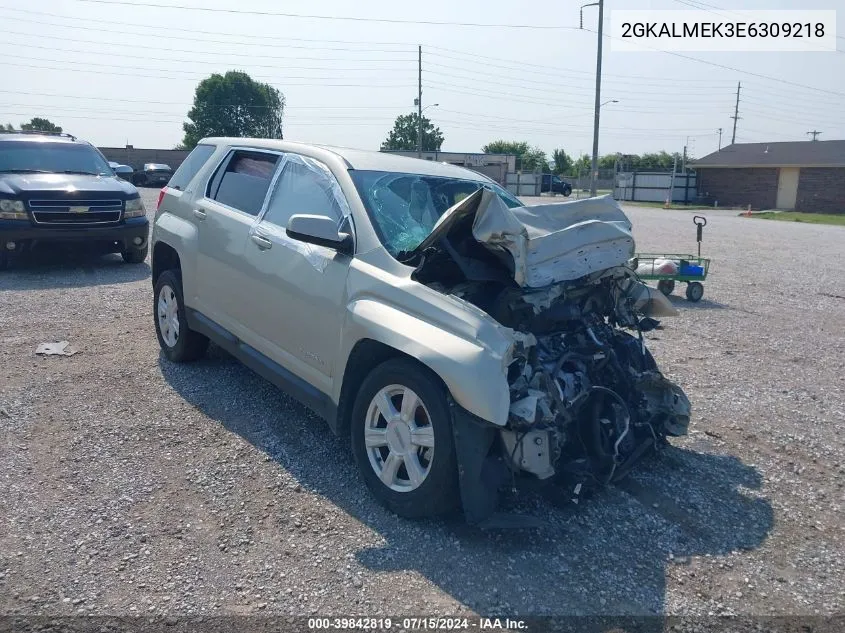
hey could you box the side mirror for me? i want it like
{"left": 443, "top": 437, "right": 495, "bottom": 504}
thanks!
{"left": 286, "top": 214, "right": 353, "bottom": 255}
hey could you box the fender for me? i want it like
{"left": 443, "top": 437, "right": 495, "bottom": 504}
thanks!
{"left": 340, "top": 298, "right": 513, "bottom": 427}
{"left": 152, "top": 212, "right": 199, "bottom": 305}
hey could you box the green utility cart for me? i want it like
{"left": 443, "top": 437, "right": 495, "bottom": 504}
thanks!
{"left": 632, "top": 216, "right": 711, "bottom": 302}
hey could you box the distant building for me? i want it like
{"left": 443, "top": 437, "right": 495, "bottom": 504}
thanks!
{"left": 381, "top": 150, "right": 517, "bottom": 185}
{"left": 693, "top": 140, "right": 845, "bottom": 213}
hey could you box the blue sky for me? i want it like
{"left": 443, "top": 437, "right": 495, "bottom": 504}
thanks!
{"left": 2, "top": 0, "right": 843, "bottom": 160}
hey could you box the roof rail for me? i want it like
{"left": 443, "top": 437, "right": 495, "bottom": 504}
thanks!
{"left": 0, "top": 129, "right": 77, "bottom": 141}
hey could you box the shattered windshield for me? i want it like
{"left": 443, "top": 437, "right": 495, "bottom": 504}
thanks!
{"left": 349, "top": 169, "right": 522, "bottom": 257}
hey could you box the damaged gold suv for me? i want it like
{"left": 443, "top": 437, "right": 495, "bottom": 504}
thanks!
{"left": 151, "top": 139, "right": 690, "bottom": 525}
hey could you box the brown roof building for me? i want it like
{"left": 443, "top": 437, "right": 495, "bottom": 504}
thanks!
{"left": 693, "top": 140, "right": 845, "bottom": 213}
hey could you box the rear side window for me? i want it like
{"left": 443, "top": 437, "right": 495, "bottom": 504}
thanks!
{"left": 168, "top": 144, "right": 215, "bottom": 191}
{"left": 208, "top": 150, "right": 279, "bottom": 216}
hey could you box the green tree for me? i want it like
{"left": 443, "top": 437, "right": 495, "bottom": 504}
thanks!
{"left": 572, "top": 153, "right": 591, "bottom": 175}
{"left": 598, "top": 154, "right": 618, "bottom": 170}
{"left": 551, "top": 148, "right": 573, "bottom": 175}
{"left": 182, "top": 71, "right": 285, "bottom": 149}
{"left": 1, "top": 123, "right": 15, "bottom": 132}
{"left": 639, "top": 151, "right": 678, "bottom": 169}
{"left": 381, "top": 113, "right": 444, "bottom": 152}
{"left": 20, "top": 117, "right": 62, "bottom": 133}
{"left": 482, "top": 140, "right": 548, "bottom": 172}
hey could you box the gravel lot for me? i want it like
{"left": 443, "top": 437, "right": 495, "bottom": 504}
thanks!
{"left": 1, "top": 190, "right": 843, "bottom": 624}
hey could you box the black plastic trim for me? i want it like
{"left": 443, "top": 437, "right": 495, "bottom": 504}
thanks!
{"left": 185, "top": 308, "right": 338, "bottom": 426}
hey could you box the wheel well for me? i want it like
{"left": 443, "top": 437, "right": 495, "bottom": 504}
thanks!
{"left": 335, "top": 339, "right": 446, "bottom": 438}
{"left": 152, "top": 242, "right": 181, "bottom": 286}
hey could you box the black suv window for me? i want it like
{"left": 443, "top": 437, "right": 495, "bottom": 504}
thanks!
{"left": 168, "top": 144, "right": 215, "bottom": 191}
{"left": 0, "top": 141, "right": 111, "bottom": 175}
{"left": 208, "top": 150, "right": 279, "bottom": 216}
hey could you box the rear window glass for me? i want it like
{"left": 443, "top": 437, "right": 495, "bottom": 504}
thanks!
{"left": 168, "top": 144, "right": 215, "bottom": 191}
{"left": 209, "top": 150, "right": 279, "bottom": 216}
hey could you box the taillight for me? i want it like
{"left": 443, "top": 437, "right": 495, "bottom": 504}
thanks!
{"left": 156, "top": 187, "right": 166, "bottom": 210}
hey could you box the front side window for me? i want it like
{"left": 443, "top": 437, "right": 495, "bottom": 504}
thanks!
{"left": 208, "top": 150, "right": 279, "bottom": 216}
{"left": 262, "top": 156, "right": 344, "bottom": 229}
{"left": 0, "top": 141, "right": 112, "bottom": 176}
{"left": 349, "top": 170, "right": 522, "bottom": 256}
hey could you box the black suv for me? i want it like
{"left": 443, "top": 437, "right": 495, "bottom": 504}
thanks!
{"left": 0, "top": 131, "right": 149, "bottom": 269}
{"left": 132, "top": 163, "right": 173, "bottom": 187}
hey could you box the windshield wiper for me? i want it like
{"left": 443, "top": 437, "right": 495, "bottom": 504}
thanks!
{"left": 60, "top": 170, "right": 100, "bottom": 175}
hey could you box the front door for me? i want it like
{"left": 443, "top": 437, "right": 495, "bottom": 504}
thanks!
{"left": 776, "top": 167, "right": 800, "bottom": 210}
{"left": 240, "top": 154, "right": 352, "bottom": 396}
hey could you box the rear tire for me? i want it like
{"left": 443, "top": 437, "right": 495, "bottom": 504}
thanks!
{"left": 563, "top": 185, "right": 572, "bottom": 197}
{"left": 350, "top": 358, "right": 459, "bottom": 519}
{"left": 154, "top": 269, "right": 209, "bottom": 362}
{"left": 686, "top": 281, "right": 704, "bottom": 302}
{"left": 122, "top": 244, "right": 149, "bottom": 264}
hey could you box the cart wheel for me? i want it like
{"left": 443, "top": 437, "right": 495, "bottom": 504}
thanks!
{"left": 657, "top": 280, "right": 675, "bottom": 296}
{"left": 686, "top": 282, "right": 704, "bottom": 302}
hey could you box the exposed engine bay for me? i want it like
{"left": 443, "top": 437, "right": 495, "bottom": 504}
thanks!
{"left": 399, "top": 189, "right": 691, "bottom": 520}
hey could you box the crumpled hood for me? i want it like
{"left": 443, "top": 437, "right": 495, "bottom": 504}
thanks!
{"left": 409, "top": 189, "right": 635, "bottom": 289}
{"left": 472, "top": 193, "right": 634, "bottom": 288}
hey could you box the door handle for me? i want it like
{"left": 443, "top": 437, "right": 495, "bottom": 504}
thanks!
{"left": 250, "top": 233, "right": 273, "bottom": 250}
{"left": 192, "top": 209, "right": 207, "bottom": 220}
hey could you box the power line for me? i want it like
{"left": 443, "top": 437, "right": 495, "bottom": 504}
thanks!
{"left": 1, "top": 42, "right": 414, "bottom": 74}
{"left": 423, "top": 62, "right": 732, "bottom": 94}
{"left": 0, "top": 27, "right": 416, "bottom": 60}
{"left": 62, "top": 0, "right": 580, "bottom": 30}
{"left": 7, "top": 60, "right": 418, "bottom": 86}
{"left": 583, "top": 27, "right": 845, "bottom": 98}
{"left": 425, "top": 48, "right": 735, "bottom": 83}
{"left": 0, "top": 6, "right": 411, "bottom": 48}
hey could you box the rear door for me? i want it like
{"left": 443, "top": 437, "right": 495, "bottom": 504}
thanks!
{"left": 239, "top": 153, "right": 353, "bottom": 394}
{"left": 193, "top": 149, "right": 280, "bottom": 336}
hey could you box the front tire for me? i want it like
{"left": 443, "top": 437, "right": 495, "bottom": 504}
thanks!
{"left": 153, "top": 270, "right": 209, "bottom": 362}
{"left": 350, "top": 358, "right": 459, "bottom": 518}
{"left": 122, "top": 244, "right": 149, "bottom": 264}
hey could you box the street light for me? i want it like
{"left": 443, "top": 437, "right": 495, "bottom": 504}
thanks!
{"left": 414, "top": 100, "right": 440, "bottom": 157}
{"left": 601, "top": 99, "right": 619, "bottom": 108}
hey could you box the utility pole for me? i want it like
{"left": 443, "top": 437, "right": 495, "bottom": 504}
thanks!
{"left": 581, "top": 0, "right": 603, "bottom": 197}
{"left": 730, "top": 81, "right": 741, "bottom": 145}
{"left": 417, "top": 45, "right": 423, "bottom": 158}
{"left": 718, "top": 128, "right": 723, "bottom": 151}
{"left": 807, "top": 130, "right": 822, "bottom": 141}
